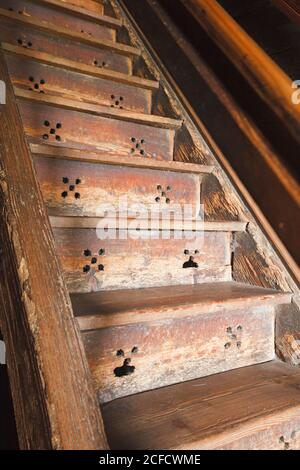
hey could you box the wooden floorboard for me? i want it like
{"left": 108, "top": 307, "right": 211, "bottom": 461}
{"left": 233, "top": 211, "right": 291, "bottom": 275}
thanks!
{"left": 102, "top": 360, "right": 300, "bottom": 449}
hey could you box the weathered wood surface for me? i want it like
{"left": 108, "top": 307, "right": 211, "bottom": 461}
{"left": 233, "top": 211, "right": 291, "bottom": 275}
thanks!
{"left": 1, "top": 0, "right": 116, "bottom": 42}
{"left": 84, "top": 303, "right": 275, "bottom": 402}
{"left": 31, "top": 143, "right": 213, "bottom": 173}
{"left": 3, "top": 43, "right": 158, "bottom": 90}
{"left": 0, "top": 48, "right": 107, "bottom": 449}
{"left": 276, "top": 298, "right": 300, "bottom": 366}
{"left": 19, "top": 100, "right": 176, "bottom": 160}
{"left": 102, "top": 361, "right": 300, "bottom": 450}
{"left": 6, "top": 54, "right": 152, "bottom": 113}
{"left": 16, "top": 88, "right": 182, "bottom": 128}
{"left": 0, "top": 7, "right": 140, "bottom": 57}
{"left": 0, "top": 20, "right": 132, "bottom": 74}
{"left": 73, "top": 281, "right": 292, "bottom": 329}
{"left": 274, "top": 0, "right": 300, "bottom": 25}
{"left": 53, "top": 228, "right": 231, "bottom": 292}
{"left": 35, "top": 0, "right": 122, "bottom": 29}
{"left": 183, "top": 0, "right": 300, "bottom": 145}
{"left": 34, "top": 156, "right": 201, "bottom": 218}
{"left": 60, "top": 0, "right": 104, "bottom": 15}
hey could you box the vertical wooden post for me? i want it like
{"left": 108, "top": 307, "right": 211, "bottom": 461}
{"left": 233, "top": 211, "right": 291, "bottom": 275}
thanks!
{"left": 0, "top": 48, "right": 108, "bottom": 449}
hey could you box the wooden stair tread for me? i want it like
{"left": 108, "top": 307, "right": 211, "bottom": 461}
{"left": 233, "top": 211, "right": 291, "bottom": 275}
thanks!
{"left": 31, "top": 144, "right": 213, "bottom": 173}
{"left": 16, "top": 87, "right": 182, "bottom": 129}
{"left": 102, "top": 360, "right": 300, "bottom": 450}
{"left": 0, "top": 7, "right": 140, "bottom": 56}
{"left": 34, "top": 0, "right": 123, "bottom": 28}
{"left": 72, "top": 281, "right": 291, "bottom": 330}
{"left": 3, "top": 43, "right": 159, "bottom": 90}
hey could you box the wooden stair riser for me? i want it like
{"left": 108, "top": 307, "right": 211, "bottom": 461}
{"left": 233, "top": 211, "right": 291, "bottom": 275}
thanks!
{"left": 0, "top": 20, "right": 132, "bottom": 74}
{"left": 82, "top": 304, "right": 275, "bottom": 402}
{"left": 0, "top": 0, "right": 116, "bottom": 41}
{"left": 53, "top": 228, "right": 232, "bottom": 292}
{"left": 34, "top": 157, "right": 202, "bottom": 218}
{"left": 19, "top": 101, "right": 176, "bottom": 159}
{"left": 62, "top": 0, "right": 104, "bottom": 15}
{"left": 5, "top": 55, "right": 152, "bottom": 113}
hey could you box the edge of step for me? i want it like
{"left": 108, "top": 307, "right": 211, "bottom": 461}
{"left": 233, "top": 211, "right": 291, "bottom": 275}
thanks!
{"left": 101, "top": 360, "right": 300, "bottom": 450}
{"left": 3, "top": 43, "right": 159, "bottom": 91}
{"left": 72, "top": 281, "right": 292, "bottom": 331}
{"left": 0, "top": 7, "right": 140, "bottom": 57}
{"left": 30, "top": 143, "right": 213, "bottom": 173}
{"left": 16, "top": 87, "right": 183, "bottom": 129}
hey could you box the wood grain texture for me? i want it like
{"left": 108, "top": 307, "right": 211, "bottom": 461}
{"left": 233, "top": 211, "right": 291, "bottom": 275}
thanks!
{"left": 0, "top": 49, "right": 107, "bottom": 449}
{"left": 34, "top": 0, "right": 122, "bottom": 28}
{"left": 53, "top": 228, "right": 232, "bottom": 292}
{"left": 183, "top": 0, "right": 300, "bottom": 145}
{"left": 273, "top": 0, "right": 300, "bottom": 25}
{"left": 0, "top": 20, "right": 132, "bottom": 74}
{"left": 34, "top": 156, "right": 201, "bottom": 218}
{"left": 72, "top": 281, "right": 292, "bottom": 329}
{"left": 84, "top": 302, "right": 276, "bottom": 402}
{"left": 6, "top": 54, "right": 152, "bottom": 113}
{"left": 60, "top": 0, "right": 104, "bottom": 15}
{"left": 3, "top": 43, "right": 158, "bottom": 90}
{"left": 19, "top": 100, "right": 176, "bottom": 160}
{"left": 0, "top": 7, "right": 140, "bottom": 57}
{"left": 16, "top": 87, "right": 182, "bottom": 128}
{"left": 1, "top": 0, "right": 116, "bottom": 42}
{"left": 102, "top": 361, "right": 300, "bottom": 449}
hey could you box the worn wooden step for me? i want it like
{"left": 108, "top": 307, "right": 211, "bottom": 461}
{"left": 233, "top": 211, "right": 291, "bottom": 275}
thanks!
{"left": 0, "top": 18, "right": 132, "bottom": 74}
{"left": 30, "top": 144, "right": 213, "bottom": 173}
{"left": 102, "top": 360, "right": 300, "bottom": 450}
{"left": 34, "top": 156, "right": 202, "bottom": 218}
{"left": 33, "top": 0, "right": 122, "bottom": 29}
{"left": 2, "top": 44, "right": 159, "bottom": 91}
{"left": 73, "top": 282, "right": 291, "bottom": 402}
{"left": 1, "top": 0, "right": 118, "bottom": 42}
{"left": 53, "top": 228, "right": 232, "bottom": 293}
{"left": 0, "top": 7, "right": 140, "bottom": 56}
{"left": 6, "top": 54, "right": 152, "bottom": 113}
{"left": 18, "top": 100, "right": 178, "bottom": 160}
{"left": 16, "top": 89, "right": 182, "bottom": 128}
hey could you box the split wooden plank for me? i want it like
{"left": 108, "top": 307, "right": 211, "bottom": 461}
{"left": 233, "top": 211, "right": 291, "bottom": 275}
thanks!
{"left": 33, "top": 156, "right": 202, "bottom": 218}
{"left": 102, "top": 361, "right": 300, "bottom": 450}
{"left": 0, "top": 48, "right": 107, "bottom": 449}
{"left": 18, "top": 100, "right": 177, "bottom": 160}
{"left": 1, "top": 0, "right": 117, "bottom": 42}
{"left": 0, "top": 7, "right": 140, "bottom": 57}
{"left": 31, "top": 144, "right": 214, "bottom": 173}
{"left": 6, "top": 54, "right": 152, "bottom": 113}
{"left": 15, "top": 87, "right": 182, "bottom": 129}
{"left": 52, "top": 228, "right": 232, "bottom": 292}
{"left": 2, "top": 43, "right": 159, "bottom": 90}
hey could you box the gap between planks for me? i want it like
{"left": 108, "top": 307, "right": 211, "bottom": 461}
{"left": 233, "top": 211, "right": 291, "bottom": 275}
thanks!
{"left": 2, "top": 43, "right": 159, "bottom": 91}
{"left": 15, "top": 87, "right": 182, "bottom": 129}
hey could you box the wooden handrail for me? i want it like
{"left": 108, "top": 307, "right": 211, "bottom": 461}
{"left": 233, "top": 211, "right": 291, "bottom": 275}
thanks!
{"left": 0, "top": 49, "right": 108, "bottom": 449}
{"left": 182, "top": 0, "right": 300, "bottom": 145}
{"left": 273, "top": 0, "right": 300, "bottom": 25}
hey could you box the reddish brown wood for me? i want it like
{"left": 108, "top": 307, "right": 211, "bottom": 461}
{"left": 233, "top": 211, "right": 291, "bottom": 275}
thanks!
{"left": 6, "top": 54, "right": 152, "bottom": 113}
{"left": 18, "top": 101, "right": 176, "bottom": 160}
{"left": 0, "top": 0, "right": 116, "bottom": 42}
{"left": 34, "top": 156, "right": 201, "bottom": 218}
{"left": 0, "top": 48, "right": 107, "bottom": 449}
{"left": 52, "top": 228, "right": 231, "bottom": 292}
{"left": 0, "top": 19, "right": 132, "bottom": 74}
{"left": 102, "top": 361, "right": 300, "bottom": 449}
{"left": 62, "top": 0, "right": 104, "bottom": 15}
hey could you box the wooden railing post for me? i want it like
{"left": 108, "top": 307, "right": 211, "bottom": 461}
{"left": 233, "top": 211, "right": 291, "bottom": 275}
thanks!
{"left": 0, "top": 48, "right": 108, "bottom": 449}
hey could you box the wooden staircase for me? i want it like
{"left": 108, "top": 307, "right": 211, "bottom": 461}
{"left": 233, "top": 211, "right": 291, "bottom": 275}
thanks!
{"left": 0, "top": 0, "right": 299, "bottom": 450}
